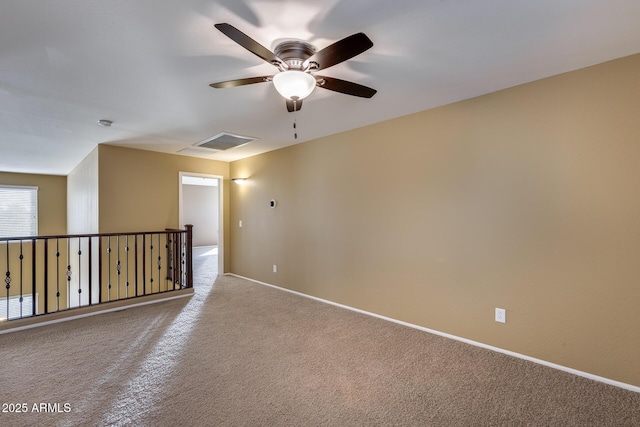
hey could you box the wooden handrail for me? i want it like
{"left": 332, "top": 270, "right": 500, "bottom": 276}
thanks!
{"left": 1, "top": 229, "right": 187, "bottom": 242}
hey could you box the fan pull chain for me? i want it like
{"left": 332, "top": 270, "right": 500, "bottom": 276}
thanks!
{"left": 293, "top": 99, "right": 298, "bottom": 140}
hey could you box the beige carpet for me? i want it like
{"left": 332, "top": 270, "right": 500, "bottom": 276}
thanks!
{"left": 1, "top": 248, "right": 639, "bottom": 426}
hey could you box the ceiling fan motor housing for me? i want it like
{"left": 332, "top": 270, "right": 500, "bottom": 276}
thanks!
{"left": 274, "top": 41, "right": 316, "bottom": 70}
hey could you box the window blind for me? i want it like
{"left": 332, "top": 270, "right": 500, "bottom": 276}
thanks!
{"left": 0, "top": 185, "right": 38, "bottom": 238}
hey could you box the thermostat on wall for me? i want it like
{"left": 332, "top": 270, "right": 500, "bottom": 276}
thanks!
{"left": 269, "top": 199, "right": 277, "bottom": 208}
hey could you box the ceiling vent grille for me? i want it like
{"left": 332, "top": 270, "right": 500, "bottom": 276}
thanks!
{"left": 194, "top": 132, "right": 256, "bottom": 151}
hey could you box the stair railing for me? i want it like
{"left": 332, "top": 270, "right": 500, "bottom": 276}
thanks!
{"left": 0, "top": 225, "right": 193, "bottom": 321}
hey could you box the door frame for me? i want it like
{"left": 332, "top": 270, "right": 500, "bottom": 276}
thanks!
{"left": 178, "top": 171, "right": 224, "bottom": 274}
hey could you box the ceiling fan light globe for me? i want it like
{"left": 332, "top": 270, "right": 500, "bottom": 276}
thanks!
{"left": 272, "top": 71, "right": 316, "bottom": 100}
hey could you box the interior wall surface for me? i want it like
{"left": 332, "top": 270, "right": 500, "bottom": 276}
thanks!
{"left": 97, "top": 145, "right": 230, "bottom": 272}
{"left": 229, "top": 54, "right": 640, "bottom": 387}
{"left": 0, "top": 171, "right": 67, "bottom": 236}
{"left": 183, "top": 184, "right": 219, "bottom": 247}
{"left": 67, "top": 147, "right": 99, "bottom": 234}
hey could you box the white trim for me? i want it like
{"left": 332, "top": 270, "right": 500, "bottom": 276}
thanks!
{"left": 0, "top": 291, "right": 193, "bottom": 335}
{"left": 178, "top": 171, "right": 224, "bottom": 274}
{"left": 228, "top": 273, "right": 640, "bottom": 394}
{"left": 0, "top": 184, "right": 39, "bottom": 189}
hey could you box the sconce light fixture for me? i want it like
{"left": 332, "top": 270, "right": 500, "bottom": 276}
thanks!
{"left": 232, "top": 178, "right": 247, "bottom": 185}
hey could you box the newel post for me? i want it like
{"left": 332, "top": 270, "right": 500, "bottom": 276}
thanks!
{"left": 185, "top": 224, "right": 194, "bottom": 288}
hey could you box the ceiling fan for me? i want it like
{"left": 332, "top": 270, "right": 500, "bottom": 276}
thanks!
{"left": 210, "top": 23, "right": 377, "bottom": 112}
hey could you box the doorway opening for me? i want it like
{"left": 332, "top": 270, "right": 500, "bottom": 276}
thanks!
{"left": 178, "top": 172, "right": 224, "bottom": 277}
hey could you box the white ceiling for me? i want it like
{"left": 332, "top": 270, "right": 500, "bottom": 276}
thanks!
{"left": 2, "top": 0, "right": 640, "bottom": 176}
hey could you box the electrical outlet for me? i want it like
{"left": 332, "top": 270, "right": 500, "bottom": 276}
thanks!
{"left": 239, "top": 220, "right": 243, "bottom": 228}
{"left": 495, "top": 308, "right": 506, "bottom": 323}
{"left": 273, "top": 264, "right": 277, "bottom": 273}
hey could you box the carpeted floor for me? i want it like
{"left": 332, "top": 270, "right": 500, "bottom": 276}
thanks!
{"left": 1, "top": 246, "right": 639, "bottom": 426}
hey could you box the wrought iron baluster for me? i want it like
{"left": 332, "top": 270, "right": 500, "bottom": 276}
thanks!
{"left": 19, "top": 241, "right": 24, "bottom": 318}
{"left": 157, "top": 233, "right": 162, "bottom": 292}
{"left": 107, "top": 236, "right": 111, "bottom": 301}
{"left": 125, "top": 235, "right": 130, "bottom": 298}
{"left": 141, "top": 234, "right": 146, "bottom": 296}
{"left": 135, "top": 234, "right": 140, "bottom": 297}
{"left": 175, "top": 233, "right": 179, "bottom": 289}
{"left": 31, "top": 239, "right": 36, "bottom": 315}
{"left": 168, "top": 234, "right": 175, "bottom": 290}
{"left": 181, "top": 233, "right": 186, "bottom": 288}
{"left": 66, "top": 238, "right": 71, "bottom": 310}
{"left": 176, "top": 232, "right": 181, "bottom": 289}
{"left": 78, "top": 237, "right": 82, "bottom": 307}
{"left": 98, "top": 237, "right": 103, "bottom": 304}
{"left": 88, "top": 237, "right": 92, "bottom": 305}
{"left": 44, "top": 239, "right": 49, "bottom": 314}
{"left": 56, "top": 239, "right": 60, "bottom": 312}
{"left": 149, "top": 235, "right": 154, "bottom": 293}
{"left": 166, "top": 234, "right": 171, "bottom": 289}
{"left": 5, "top": 242, "right": 11, "bottom": 319}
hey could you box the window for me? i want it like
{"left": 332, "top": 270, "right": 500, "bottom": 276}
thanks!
{"left": 0, "top": 294, "right": 37, "bottom": 320}
{"left": 0, "top": 185, "right": 38, "bottom": 238}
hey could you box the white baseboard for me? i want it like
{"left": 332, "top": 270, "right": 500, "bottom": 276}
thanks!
{"left": 227, "top": 273, "right": 640, "bottom": 394}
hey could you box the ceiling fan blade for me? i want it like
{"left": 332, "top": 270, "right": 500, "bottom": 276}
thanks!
{"left": 215, "top": 23, "right": 280, "bottom": 66}
{"left": 286, "top": 99, "right": 303, "bottom": 112}
{"left": 316, "top": 76, "right": 377, "bottom": 98}
{"left": 210, "top": 76, "right": 272, "bottom": 89}
{"left": 304, "top": 33, "right": 373, "bottom": 71}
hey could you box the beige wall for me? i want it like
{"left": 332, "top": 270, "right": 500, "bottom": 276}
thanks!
{"left": 0, "top": 171, "right": 67, "bottom": 236}
{"left": 97, "top": 145, "right": 230, "bottom": 271}
{"left": 230, "top": 53, "right": 640, "bottom": 387}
